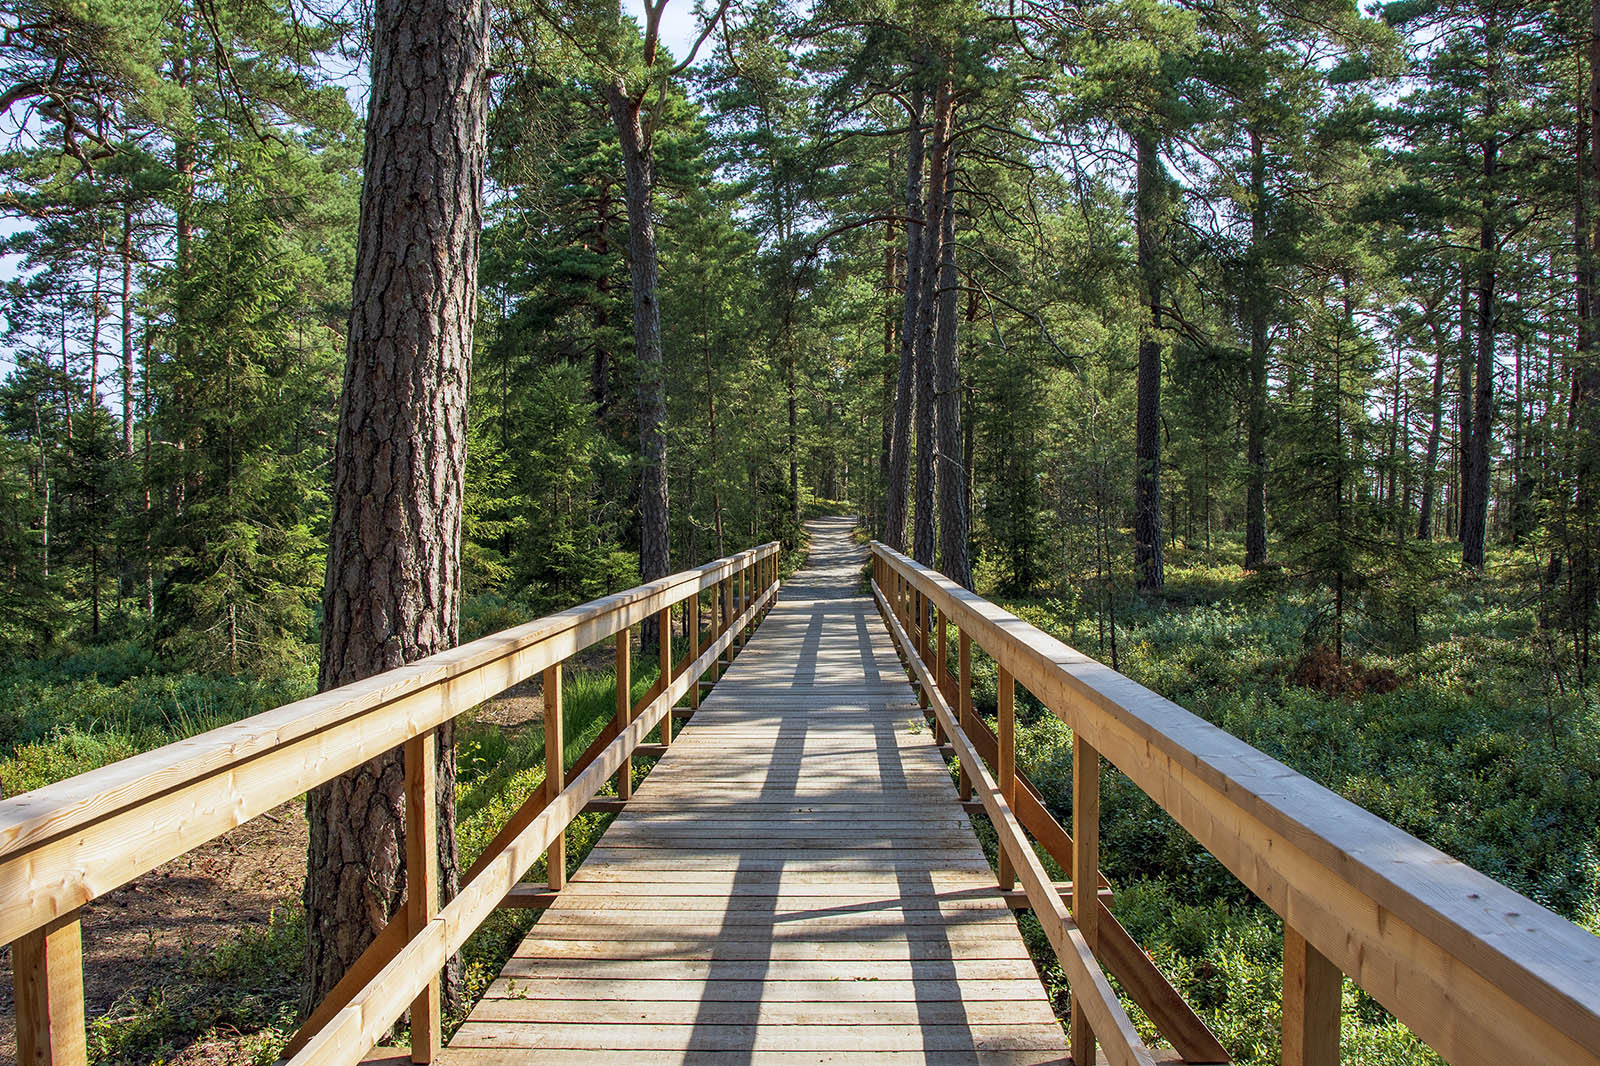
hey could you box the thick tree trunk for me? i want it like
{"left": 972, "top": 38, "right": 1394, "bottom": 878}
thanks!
{"left": 606, "top": 79, "right": 672, "bottom": 624}
{"left": 1133, "top": 131, "right": 1164, "bottom": 592}
{"left": 884, "top": 91, "right": 925, "bottom": 553}
{"left": 1244, "top": 127, "right": 1269, "bottom": 569}
{"left": 913, "top": 77, "right": 953, "bottom": 567}
{"left": 305, "top": 0, "right": 488, "bottom": 1010}
{"left": 933, "top": 148, "right": 969, "bottom": 589}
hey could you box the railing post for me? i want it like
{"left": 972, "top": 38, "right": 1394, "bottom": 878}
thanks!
{"left": 1071, "top": 735, "right": 1101, "bottom": 1066}
{"left": 658, "top": 605, "right": 673, "bottom": 746}
{"left": 689, "top": 591, "right": 701, "bottom": 710}
{"left": 1283, "top": 925, "right": 1340, "bottom": 1066}
{"left": 616, "top": 628, "right": 632, "bottom": 802}
{"left": 958, "top": 629, "right": 972, "bottom": 798}
{"left": 14, "top": 912, "right": 87, "bottom": 1066}
{"left": 544, "top": 663, "right": 565, "bottom": 891}
{"left": 936, "top": 606, "right": 950, "bottom": 704}
{"left": 404, "top": 728, "right": 440, "bottom": 1062}
{"left": 998, "top": 666, "right": 1016, "bottom": 891}
{"left": 915, "top": 591, "right": 929, "bottom": 709}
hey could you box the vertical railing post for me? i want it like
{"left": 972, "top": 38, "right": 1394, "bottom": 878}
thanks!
{"left": 689, "top": 589, "right": 701, "bottom": 710}
{"left": 658, "top": 604, "right": 673, "bottom": 746}
{"left": 958, "top": 629, "right": 972, "bottom": 798}
{"left": 14, "top": 912, "right": 87, "bottom": 1066}
{"left": 544, "top": 663, "right": 566, "bottom": 891}
{"left": 1283, "top": 926, "right": 1341, "bottom": 1066}
{"left": 616, "top": 628, "right": 632, "bottom": 802}
{"left": 915, "top": 590, "right": 929, "bottom": 709}
{"left": 1071, "top": 735, "right": 1101, "bottom": 1066}
{"left": 936, "top": 606, "right": 950, "bottom": 704}
{"left": 997, "top": 666, "right": 1016, "bottom": 891}
{"left": 404, "top": 728, "right": 440, "bottom": 1062}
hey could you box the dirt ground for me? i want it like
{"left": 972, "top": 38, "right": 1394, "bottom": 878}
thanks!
{"left": 0, "top": 800, "right": 309, "bottom": 1064}
{"left": 0, "top": 640, "right": 633, "bottom": 1064}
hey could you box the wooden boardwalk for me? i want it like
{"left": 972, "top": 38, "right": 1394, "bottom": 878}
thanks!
{"left": 447, "top": 517, "right": 1070, "bottom": 1065}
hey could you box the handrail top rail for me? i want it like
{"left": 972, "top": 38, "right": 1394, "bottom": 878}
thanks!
{"left": 871, "top": 541, "right": 1600, "bottom": 1053}
{"left": 0, "top": 542, "right": 780, "bottom": 861}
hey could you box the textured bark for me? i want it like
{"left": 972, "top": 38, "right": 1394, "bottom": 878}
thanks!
{"left": 1418, "top": 322, "right": 1447, "bottom": 539}
{"left": 1133, "top": 131, "right": 1165, "bottom": 592}
{"left": 305, "top": 0, "right": 488, "bottom": 1010}
{"left": 880, "top": 217, "right": 897, "bottom": 533}
{"left": 606, "top": 78, "right": 672, "bottom": 610}
{"left": 884, "top": 90, "right": 925, "bottom": 553}
{"left": 1462, "top": 74, "right": 1499, "bottom": 570}
{"left": 1456, "top": 260, "right": 1472, "bottom": 540}
{"left": 913, "top": 78, "right": 953, "bottom": 567}
{"left": 933, "top": 151, "right": 970, "bottom": 589}
{"left": 120, "top": 209, "right": 136, "bottom": 457}
{"left": 1243, "top": 127, "right": 1269, "bottom": 570}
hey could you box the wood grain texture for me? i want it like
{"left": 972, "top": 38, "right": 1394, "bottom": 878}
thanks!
{"left": 873, "top": 541, "right": 1600, "bottom": 1066}
{"left": 14, "top": 912, "right": 86, "bottom": 1066}
{"left": 0, "top": 544, "right": 777, "bottom": 950}
{"left": 444, "top": 518, "right": 1067, "bottom": 1064}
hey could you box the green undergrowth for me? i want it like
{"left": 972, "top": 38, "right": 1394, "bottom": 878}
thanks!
{"left": 943, "top": 542, "right": 1600, "bottom": 1066}
{"left": 0, "top": 642, "right": 316, "bottom": 797}
{"left": 0, "top": 633, "right": 677, "bottom": 1064}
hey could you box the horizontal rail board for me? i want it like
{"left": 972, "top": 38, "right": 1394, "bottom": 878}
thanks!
{"left": 0, "top": 544, "right": 777, "bottom": 949}
{"left": 872, "top": 541, "right": 1600, "bottom": 1066}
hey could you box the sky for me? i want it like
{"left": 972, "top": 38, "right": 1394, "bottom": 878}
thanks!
{"left": 624, "top": 0, "right": 705, "bottom": 61}
{"left": 0, "top": 0, "right": 714, "bottom": 378}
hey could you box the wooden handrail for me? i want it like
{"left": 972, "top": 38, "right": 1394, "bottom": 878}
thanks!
{"left": 872, "top": 542, "right": 1600, "bottom": 1066}
{"left": 2, "top": 542, "right": 780, "bottom": 1066}
{"left": 874, "top": 565, "right": 1159, "bottom": 1066}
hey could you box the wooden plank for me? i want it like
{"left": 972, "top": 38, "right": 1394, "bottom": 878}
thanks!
{"left": 998, "top": 666, "right": 1015, "bottom": 891}
{"left": 450, "top": 519, "right": 1067, "bottom": 1065}
{"left": 0, "top": 543, "right": 780, "bottom": 949}
{"left": 616, "top": 629, "right": 632, "bottom": 802}
{"left": 445, "top": 1049, "right": 1072, "bottom": 1066}
{"left": 874, "top": 540, "right": 1600, "bottom": 1066}
{"left": 875, "top": 576, "right": 1157, "bottom": 1066}
{"left": 1072, "top": 733, "right": 1102, "bottom": 1066}
{"left": 449, "top": 1021, "right": 1068, "bottom": 1052}
{"left": 288, "top": 579, "right": 781, "bottom": 1065}
{"left": 404, "top": 730, "right": 440, "bottom": 1063}
{"left": 13, "top": 911, "right": 86, "bottom": 1066}
{"left": 544, "top": 665, "right": 565, "bottom": 892}
{"left": 1282, "top": 925, "right": 1340, "bottom": 1066}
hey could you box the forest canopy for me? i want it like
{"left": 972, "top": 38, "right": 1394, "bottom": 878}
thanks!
{"left": 5, "top": 0, "right": 1600, "bottom": 1060}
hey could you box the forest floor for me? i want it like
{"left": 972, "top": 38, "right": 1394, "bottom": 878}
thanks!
{"left": 5, "top": 537, "right": 1598, "bottom": 1065}
{"left": 0, "top": 633, "right": 646, "bottom": 1065}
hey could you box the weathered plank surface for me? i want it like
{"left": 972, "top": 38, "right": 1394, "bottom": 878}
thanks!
{"left": 448, "top": 517, "right": 1068, "bottom": 1064}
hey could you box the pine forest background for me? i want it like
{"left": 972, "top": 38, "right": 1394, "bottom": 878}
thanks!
{"left": 3, "top": 0, "right": 1600, "bottom": 1062}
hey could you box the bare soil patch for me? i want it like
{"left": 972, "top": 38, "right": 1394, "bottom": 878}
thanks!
{"left": 0, "top": 645, "right": 631, "bottom": 1062}
{"left": 0, "top": 801, "right": 307, "bottom": 1064}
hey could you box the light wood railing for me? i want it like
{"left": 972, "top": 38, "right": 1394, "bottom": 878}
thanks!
{"left": 1, "top": 543, "right": 782, "bottom": 1066}
{"left": 871, "top": 542, "right": 1600, "bottom": 1066}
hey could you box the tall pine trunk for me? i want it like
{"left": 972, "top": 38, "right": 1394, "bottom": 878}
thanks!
{"left": 606, "top": 79, "right": 672, "bottom": 627}
{"left": 885, "top": 90, "right": 925, "bottom": 554}
{"left": 1244, "top": 127, "right": 1269, "bottom": 569}
{"left": 1133, "top": 130, "right": 1165, "bottom": 592}
{"left": 305, "top": 0, "right": 489, "bottom": 1008}
{"left": 1418, "top": 319, "right": 1447, "bottom": 538}
{"left": 1462, "top": 60, "right": 1499, "bottom": 570}
{"left": 913, "top": 77, "right": 953, "bottom": 567}
{"left": 933, "top": 144, "right": 969, "bottom": 588}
